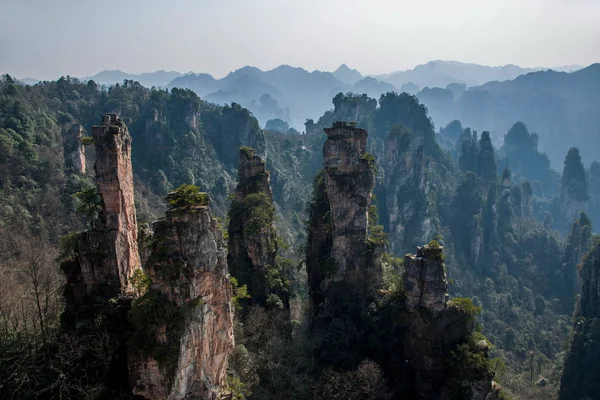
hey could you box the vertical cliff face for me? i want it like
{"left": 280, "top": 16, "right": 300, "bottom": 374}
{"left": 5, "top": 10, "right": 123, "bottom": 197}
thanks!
{"left": 404, "top": 244, "right": 448, "bottom": 313}
{"left": 60, "top": 113, "right": 144, "bottom": 395}
{"left": 61, "top": 114, "right": 233, "bottom": 399}
{"left": 62, "top": 122, "right": 86, "bottom": 174}
{"left": 227, "top": 148, "right": 285, "bottom": 308}
{"left": 93, "top": 113, "right": 141, "bottom": 295}
{"left": 560, "top": 243, "right": 600, "bottom": 400}
{"left": 63, "top": 114, "right": 141, "bottom": 304}
{"left": 129, "top": 197, "right": 234, "bottom": 400}
{"left": 399, "top": 243, "right": 500, "bottom": 400}
{"left": 322, "top": 122, "right": 377, "bottom": 290}
{"left": 307, "top": 122, "right": 382, "bottom": 367}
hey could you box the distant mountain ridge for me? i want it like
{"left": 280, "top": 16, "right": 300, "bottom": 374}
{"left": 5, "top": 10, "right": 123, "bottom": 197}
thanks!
{"left": 332, "top": 63, "right": 363, "bottom": 85}
{"left": 417, "top": 64, "right": 600, "bottom": 168}
{"left": 65, "top": 61, "right": 586, "bottom": 131}
{"left": 372, "top": 60, "right": 584, "bottom": 91}
{"left": 83, "top": 69, "right": 184, "bottom": 87}
{"left": 167, "top": 65, "right": 355, "bottom": 128}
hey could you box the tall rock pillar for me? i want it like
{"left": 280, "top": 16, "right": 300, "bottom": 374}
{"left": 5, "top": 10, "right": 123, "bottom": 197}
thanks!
{"left": 322, "top": 121, "right": 376, "bottom": 289}
{"left": 129, "top": 192, "right": 234, "bottom": 400}
{"left": 227, "top": 147, "right": 288, "bottom": 310}
{"left": 306, "top": 122, "right": 380, "bottom": 367}
{"left": 92, "top": 113, "right": 141, "bottom": 295}
{"left": 63, "top": 113, "right": 141, "bottom": 304}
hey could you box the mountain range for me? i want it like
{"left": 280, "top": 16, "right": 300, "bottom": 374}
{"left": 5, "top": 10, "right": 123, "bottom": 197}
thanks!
{"left": 417, "top": 64, "right": 600, "bottom": 168}
{"left": 11, "top": 61, "right": 589, "bottom": 139}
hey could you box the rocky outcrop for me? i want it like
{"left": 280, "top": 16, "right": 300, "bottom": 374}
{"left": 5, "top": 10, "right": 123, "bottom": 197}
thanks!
{"left": 61, "top": 114, "right": 233, "bottom": 400}
{"left": 560, "top": 243, "right": 600, "bottom": 400}
{"left": 227, "top": 147, "right": 286, "bottom": 309}
{"left": 204, "top": 103, "right": 267, "bottom": 168}
{"left": 404, "top": 244, "right": 448, "bottom": 313}
{"left": 398, "top": 243, "right": 500, "bottom": 400}
{"left": 63, "top": 113, "right": 141, "bottom": 304}
{"left": 93, "top": 113, "right": 141, "bottom": 295}
{"left": 321, "top": 122, "right": 378, "bottom": 292}
{"left": 129, "top": 197, "right": 234, "bottom": 400}
{"left": 61, "top": 123, "right": 86, "bottom": 173}
{"left": 60, "top": 113, "right": 144, "bottom": 396}
{"left": 307, "top": 122, "right": 382, "bottom": 366}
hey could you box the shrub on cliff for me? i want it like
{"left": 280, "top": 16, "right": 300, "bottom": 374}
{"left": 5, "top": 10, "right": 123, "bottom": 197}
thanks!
{"left": 166, "top": 184, "right": 210, "bottom": 209}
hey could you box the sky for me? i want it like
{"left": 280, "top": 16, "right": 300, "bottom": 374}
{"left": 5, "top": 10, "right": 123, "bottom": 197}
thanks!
{"left": 0, "top": 0, "right": 599, "bottom": 80}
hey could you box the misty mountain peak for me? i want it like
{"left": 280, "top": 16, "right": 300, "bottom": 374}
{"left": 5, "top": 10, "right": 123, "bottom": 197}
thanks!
{"left": 333, "top": 63, "right": 363, "bottom": 85}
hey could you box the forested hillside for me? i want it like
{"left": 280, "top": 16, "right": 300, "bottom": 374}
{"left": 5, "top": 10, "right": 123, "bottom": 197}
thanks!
{"left": 0, "top": 75, "right": 598, "bottom": 399}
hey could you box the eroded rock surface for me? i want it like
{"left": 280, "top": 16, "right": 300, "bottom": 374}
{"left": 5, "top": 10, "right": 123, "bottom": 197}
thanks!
{"left": 227, "top": 148, "right": 284, "bottom": 308}
{"left": 130, "top": 200, "right": 234, "bottom": 400}
{"left": 404, "top": 244, "right": 448, "bottom": 313}
{"left": 63, "top": 114, "right": 141, "bottom": 304}
{"left": 322, "top": 121, "right": 378, "bottom": 290}
{"left": 399, "top": 243, "right": 499, "bottom": 400}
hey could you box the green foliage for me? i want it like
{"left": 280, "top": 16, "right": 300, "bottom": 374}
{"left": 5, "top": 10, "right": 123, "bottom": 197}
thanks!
{"left": 166, "top": 184, "right": 210, "bottom": 209}
{"left": 368, "top": 225, "right": 389, "bottom": 246}
{"left": 561, "top": 147, "right": 588, "bottom": 202}
{"left": 449, "top": 297, "right": 482, "bottom": 318}
{"left": 428, "top": 239, "right": 441, "bottom": 249}
{"left": 230, "top": 192, "right": 275, "bottom": 236}
{"left": 226, "top": 374, "right": 252, "bottom": 400}
{"left": 361, "top": 152, "right": 376, "bottom": 166}
{"left": 130, "top": 268, "right": 151, "bottom": 297}
{"left": 239, "top": 146, "right": 254, "bottom": 158}
{"left": 58, "top": 230, "right": 79, "bottom": 262}
{"left": 129, "top": 291, "right": 183, "bottom": 374}
{"left": 449, "top": 333, "right": 494, "bottom": 381}
{"left": 73, "top": 185, "right": 102, "bottom": 228}
{"left": 80, "top": 136, "right": 94, "bottom": 145}
{"left": 230, "top": 276, "right": 251, "bottom": 311}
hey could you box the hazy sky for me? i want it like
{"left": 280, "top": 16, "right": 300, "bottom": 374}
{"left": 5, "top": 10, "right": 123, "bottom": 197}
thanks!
{"left": 1, "top": 0, "right": 599, "bottom": 80}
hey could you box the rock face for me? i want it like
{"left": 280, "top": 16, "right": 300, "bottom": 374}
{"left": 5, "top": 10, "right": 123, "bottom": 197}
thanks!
{"left": 560, "top": 243, "right": 600, "bottom": 400}
{"left": 62, "top": 123, "right": 86, "bottom": 173}
{"left": 61, "top": 114, "right": 234, "bottom": 400}
{"left": 307, "top": 122, "right": 381, "bottom": 366}
{"left": 129, "top": 200, "right": 234, "bottom": 400}
{"left": 322, "top": 121, "right": 377, "bottom": 291}
{"left": 227, "top": 148, "right": 284, "bottom": 308}
{"left": 306, "top": 123, "right": 498, "bottom": 399}
{"left": 93, "top": 113, "right": 141, "bottom": 295}
{"left": 404, "top": 244, "right": 448, "bottom": 313}
{"left": 63, "top": 114, "right": 141, "bottom": 303}
{"left": 398, "top": 243, "right": 499, "bottom": 400}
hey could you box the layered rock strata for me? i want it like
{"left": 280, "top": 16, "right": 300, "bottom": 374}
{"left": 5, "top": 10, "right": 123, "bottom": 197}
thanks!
{"left": 61, "top": 114, "right": 234, "bottom": 399}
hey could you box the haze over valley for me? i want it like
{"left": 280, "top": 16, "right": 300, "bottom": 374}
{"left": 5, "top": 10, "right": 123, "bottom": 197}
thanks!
{"left": 1, "top": 1, "right": 600, "bottom": 399}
